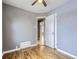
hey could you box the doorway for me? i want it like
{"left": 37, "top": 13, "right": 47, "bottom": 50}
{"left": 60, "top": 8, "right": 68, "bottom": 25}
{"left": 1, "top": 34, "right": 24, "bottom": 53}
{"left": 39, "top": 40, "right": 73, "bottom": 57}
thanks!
{"left": 36, "top": 14, "right": 57, "bottom": 48}
{"left": 37, "top": 18, "right": 45, "bottom": 46}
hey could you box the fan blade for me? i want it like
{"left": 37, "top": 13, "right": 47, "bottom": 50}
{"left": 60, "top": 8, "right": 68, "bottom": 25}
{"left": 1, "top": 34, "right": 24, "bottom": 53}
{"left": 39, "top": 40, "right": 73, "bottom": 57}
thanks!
{"left": 32, "top": 0, "right": 38, "bottom": 6}
{"left": 42, "top": 0, "right": 47, "bottom": 7}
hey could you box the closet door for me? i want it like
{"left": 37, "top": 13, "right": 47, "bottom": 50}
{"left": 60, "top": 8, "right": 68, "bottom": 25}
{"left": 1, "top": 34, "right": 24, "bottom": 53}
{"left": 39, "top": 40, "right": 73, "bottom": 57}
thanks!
{"left": 45, "top": 14, "right": 55, "bottom": 48}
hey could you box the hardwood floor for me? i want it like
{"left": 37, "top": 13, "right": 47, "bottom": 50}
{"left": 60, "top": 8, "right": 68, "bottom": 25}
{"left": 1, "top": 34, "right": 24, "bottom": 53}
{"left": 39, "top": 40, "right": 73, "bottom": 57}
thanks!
{"left": 3, "top": 45, "right": 74, "bottom": 59}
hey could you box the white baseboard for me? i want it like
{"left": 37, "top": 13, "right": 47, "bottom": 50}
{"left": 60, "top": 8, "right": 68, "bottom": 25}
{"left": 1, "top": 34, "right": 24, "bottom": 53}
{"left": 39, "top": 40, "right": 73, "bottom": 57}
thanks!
{"left": 3, "top": 44, "right": 37, "bottom": 55}
{"left": 56, "top": 48, "right": 77, "bottom": 59}
{"left": 2, "top": 48, "right": 21, "bottom": 55}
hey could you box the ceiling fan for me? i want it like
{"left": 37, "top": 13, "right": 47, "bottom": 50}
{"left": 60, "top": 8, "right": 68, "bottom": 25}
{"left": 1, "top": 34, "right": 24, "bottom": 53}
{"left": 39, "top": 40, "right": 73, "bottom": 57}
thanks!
{"left": 32, "top": 0, "right": 47, "bottom": 7}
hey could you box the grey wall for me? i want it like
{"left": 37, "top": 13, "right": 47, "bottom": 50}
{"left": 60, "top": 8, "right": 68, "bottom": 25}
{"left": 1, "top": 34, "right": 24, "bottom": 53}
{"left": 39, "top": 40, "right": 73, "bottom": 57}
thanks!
{"left": 3, "top": 4, "right": 37, "bottom": 51}
{"left": 2, "top": 3, "right": 50, "bottom": 51}
{"left": 48, "top": 0, "right": 77, "bottom": 56}
{"left": 3, "top": 0, "right": 77, "bottom": 56}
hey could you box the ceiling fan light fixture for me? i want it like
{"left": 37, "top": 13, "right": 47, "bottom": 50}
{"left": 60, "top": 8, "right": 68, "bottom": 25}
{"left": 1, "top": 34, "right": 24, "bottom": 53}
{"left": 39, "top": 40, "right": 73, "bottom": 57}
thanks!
{"left": 38, "top": 0, "right": 43, "bottom": 3}
{"left": 32, "top": 0, "right": 47, "bottom": 7}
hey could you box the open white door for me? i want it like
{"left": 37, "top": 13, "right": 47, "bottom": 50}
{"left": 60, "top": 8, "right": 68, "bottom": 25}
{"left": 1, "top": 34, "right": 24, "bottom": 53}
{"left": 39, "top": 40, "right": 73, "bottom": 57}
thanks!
{"left": 45, "top": 14, "right": 56, "bottom": 48}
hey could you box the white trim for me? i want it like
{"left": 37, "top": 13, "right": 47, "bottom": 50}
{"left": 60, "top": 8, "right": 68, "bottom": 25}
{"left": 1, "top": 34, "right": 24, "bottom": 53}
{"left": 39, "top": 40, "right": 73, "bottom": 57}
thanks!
{"left": 36, "top": 17, "right": 38, "bottom": 44}
{"left": 36, "top": 16, "right": 45, "bottom": 45}
{"left": 2, "top": 48, "right": 21, "bottom": 55}
{"left": 36, "top": 16, "right": 46, "bottom": 19}
{"left": 56, "top": 48, "right": 77, "bottom": 59}
{"left": 2, "top": 44, "right": 37, "bottom": 55}
{"left": 36, "top": 16, "right": 46, "bottom": 45}
{"left": 54, "top": 13, "right": 57, "bottom": 48}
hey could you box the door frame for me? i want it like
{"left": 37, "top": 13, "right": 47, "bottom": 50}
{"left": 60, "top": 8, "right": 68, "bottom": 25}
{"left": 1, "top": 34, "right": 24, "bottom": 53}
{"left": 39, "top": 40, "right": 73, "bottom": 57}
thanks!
{"left": 36, "top": 17, "right": 45, "bottom": 45}
{"left": 37, "top": 18, "right": 45, "bottom": 45}
{"left": 36, "top": 13, "right": 57, "bottom": 48}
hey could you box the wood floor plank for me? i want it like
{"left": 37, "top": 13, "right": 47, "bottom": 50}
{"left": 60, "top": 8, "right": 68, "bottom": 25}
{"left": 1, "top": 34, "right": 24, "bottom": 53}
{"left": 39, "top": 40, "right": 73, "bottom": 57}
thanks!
{"left": 3, "top": 46, "right": 74, "bottom": 59}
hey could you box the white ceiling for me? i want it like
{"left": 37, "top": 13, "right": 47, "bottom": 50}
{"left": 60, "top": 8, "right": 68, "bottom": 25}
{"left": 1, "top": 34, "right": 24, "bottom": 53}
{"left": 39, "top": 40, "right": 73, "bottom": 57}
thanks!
{"left": 3, "top": 0, "right": 70, "bottom": 13}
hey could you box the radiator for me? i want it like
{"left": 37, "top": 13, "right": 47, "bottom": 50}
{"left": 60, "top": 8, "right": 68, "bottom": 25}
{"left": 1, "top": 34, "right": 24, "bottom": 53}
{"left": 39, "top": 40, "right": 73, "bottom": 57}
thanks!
{"left": 20, "top": 41, "right": 31, "bottom": 48}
